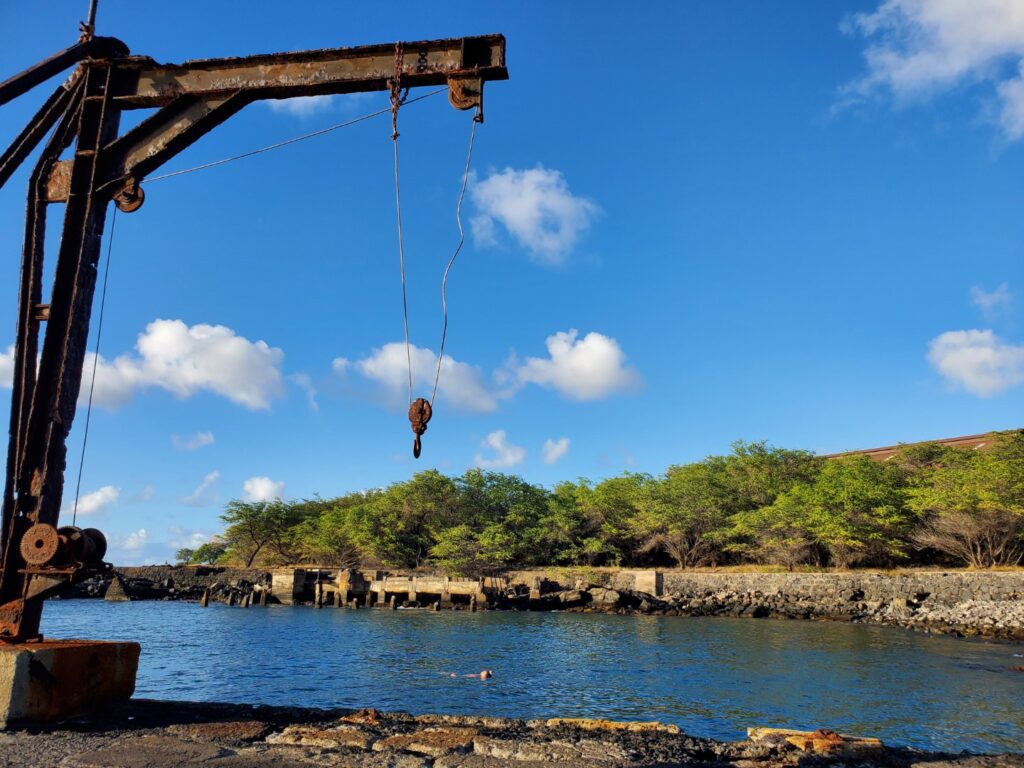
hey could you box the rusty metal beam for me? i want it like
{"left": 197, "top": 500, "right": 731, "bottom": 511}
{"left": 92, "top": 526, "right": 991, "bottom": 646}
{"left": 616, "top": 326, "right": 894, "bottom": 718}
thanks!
{"left": 0, "top": 62, "right": 121, "bottom": 641}
{"left": 46, "top": 92, "right": 250, "bottom": 204}
{"left": 0, "top": 80, "right": 78, "bottom": 192}
{"left": 0, "top": 37, "right": 127, "bottom": 107}
{"left": 1, "top": 80, "right": 84, "bottom": 566}
{"left": 109, "top": 34, "right": 507, "bottom": 108}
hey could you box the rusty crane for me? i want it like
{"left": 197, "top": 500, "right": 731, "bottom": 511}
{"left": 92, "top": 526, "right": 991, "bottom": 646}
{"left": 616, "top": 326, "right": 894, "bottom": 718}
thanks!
{"left": 0, "top": 13, "right": 508, "bottom": 643}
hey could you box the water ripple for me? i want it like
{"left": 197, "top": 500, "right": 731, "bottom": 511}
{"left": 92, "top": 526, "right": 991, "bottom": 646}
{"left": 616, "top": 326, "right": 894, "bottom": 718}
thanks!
{"left": 42, "top": 601, "right": 1024, "bottom": 752}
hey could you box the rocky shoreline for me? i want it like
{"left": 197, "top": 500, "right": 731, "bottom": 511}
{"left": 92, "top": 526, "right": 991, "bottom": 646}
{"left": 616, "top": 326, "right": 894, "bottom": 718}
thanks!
{"left": 62, "top": 566, "right": 1024, "bottom": 642}
{"left": 1, "top": 699, "right": 1020, "bottom": 768}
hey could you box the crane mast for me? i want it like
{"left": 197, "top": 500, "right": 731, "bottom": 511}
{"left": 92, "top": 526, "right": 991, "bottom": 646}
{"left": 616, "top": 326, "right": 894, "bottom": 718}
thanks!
{"left": 0, "top": 29, "right": 508, "bottom": 642}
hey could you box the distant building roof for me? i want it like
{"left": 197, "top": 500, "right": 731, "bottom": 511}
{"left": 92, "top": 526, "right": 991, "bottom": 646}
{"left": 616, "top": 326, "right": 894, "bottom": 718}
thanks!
{"left": 823, "top": 431, "right": 1015, "bottom": 462}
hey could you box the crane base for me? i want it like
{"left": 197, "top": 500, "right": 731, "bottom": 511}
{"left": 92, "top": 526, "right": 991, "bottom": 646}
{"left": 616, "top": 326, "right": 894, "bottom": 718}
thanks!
{"left": 0, "top": 639, "right": 139, "bottom": 728}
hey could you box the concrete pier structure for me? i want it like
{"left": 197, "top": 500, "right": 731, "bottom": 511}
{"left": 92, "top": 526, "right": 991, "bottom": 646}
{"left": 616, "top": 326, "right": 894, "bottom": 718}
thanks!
{"left": 0, "top": 640, "right": 139, "bottom": 728}
{"left": 266, "top": 567, "right": 508, "bottom": 608}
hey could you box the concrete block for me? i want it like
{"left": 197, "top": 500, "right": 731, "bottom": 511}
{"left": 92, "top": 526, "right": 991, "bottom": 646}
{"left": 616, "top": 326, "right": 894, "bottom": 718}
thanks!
{"left": 0, "top": 639, "right": 139, "bottom": 728}
{"left": 271, "top": 568, "right": 304, "bottom": 605}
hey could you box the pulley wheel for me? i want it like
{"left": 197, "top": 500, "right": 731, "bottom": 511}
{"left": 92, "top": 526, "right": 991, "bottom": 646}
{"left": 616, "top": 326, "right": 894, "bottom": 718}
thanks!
{"left": 84, "top": 528, "right": 107, "bottom": 563}
{"left": 20, "top": 523, "right": 59, "bottom": 566}
{"left": 113, "top": 183, "right": 145, "bottom": 213}
{"left": 59, "top": 526, "right": 95, "bottom": 563}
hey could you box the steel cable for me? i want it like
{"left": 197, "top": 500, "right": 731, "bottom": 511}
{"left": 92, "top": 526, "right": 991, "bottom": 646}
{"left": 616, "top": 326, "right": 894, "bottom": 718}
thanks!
{"left": 144, "top": 88, "right": 445, "bottom": 184}
{"left": 72, "top": 205, "right": 116, "bottom": 526}
{"left": 393, "top": 136, "right": 414, "bottom": 406}
{"left": 431, "top": 113, "right": 480, "bottom": 405}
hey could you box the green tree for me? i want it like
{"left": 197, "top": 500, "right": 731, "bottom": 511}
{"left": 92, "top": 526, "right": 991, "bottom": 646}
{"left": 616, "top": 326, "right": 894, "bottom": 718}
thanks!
{"left": 730, "top": 456, "right": 911, "bottom": 568}
{"left": 430, "top": 522, "right": 517, "bottom": 576}
{"left": 728, "top": 491, "right": 817, "bottom": 570}
{"left": 451, "top": 469, "right": 550, "bottom": 567}
{"left": 534, "top": 481, "right": 591, "bottom": 565}
{"left": 580, "top": 473, "right": 651, "bottom": 565}
{"left": 635, "top": 457, "right": 732, "bottom": 567}
{"left": 722, "top": 440, "right": 820, "bottom": 510}
{"left": 907, "top": 432, "right": 1024, "bottom": 567}
{"left": 344, "top": 471, "right": 461, "bottom": 568}
{"left": 190, "top": 539, "right": 228, "bottom": 564}
{"left": 175, "top": 539, "right": 228, "bottom": 565}
{"left": 288, "top": 495, "right": 363, "bottom": 567}
{"left": 220, "top": 499, "right": 308, "bottom": 566}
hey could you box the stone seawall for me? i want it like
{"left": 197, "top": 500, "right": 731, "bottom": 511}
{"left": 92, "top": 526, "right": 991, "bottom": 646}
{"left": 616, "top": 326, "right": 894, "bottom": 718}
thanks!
{"left": 516, "top": 570, "right": 1024, "bottom": 641}
{"left": 67, "top": 566, "right": 1024, "bottom": 640}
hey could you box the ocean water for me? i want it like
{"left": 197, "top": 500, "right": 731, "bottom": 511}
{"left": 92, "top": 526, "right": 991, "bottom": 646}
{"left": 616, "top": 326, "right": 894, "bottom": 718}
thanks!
{"left": 43, "top": 600, "right": 1024, "bottom": 753}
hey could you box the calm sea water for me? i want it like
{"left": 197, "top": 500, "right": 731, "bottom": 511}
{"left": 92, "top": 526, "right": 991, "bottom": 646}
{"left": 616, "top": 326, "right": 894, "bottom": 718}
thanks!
{"left": 43, "top": 600, "right": 1024, "bottom": 753}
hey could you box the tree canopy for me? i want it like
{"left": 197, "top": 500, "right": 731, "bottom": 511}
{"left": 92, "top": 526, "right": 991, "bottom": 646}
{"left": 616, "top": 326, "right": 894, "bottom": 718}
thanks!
{"left": 204, "top": 433, "right": 1024, "bottom": 573}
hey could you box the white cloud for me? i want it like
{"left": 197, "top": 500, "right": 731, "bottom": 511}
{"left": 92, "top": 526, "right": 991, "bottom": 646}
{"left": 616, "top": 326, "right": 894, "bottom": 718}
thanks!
{"left": 119, "top": 528, "right": 148, "bottom": 552}
{"left": 474, "top": 430, "right": 526, "bottom": 469}
{"left": 337, "top": 342, "right": 497, "bottom": 413}
{"left": 289, "top": 372, "right": 319, "bottom": 412}
{"left": 171, "top": 431, "right": 214, "bottom": 452}
{"left": 928, "top": 329, "right": 1024, "bottom": 396}
{"left": 62, "top": 485, "right": 119, "bottom": 517}
{"left": 506, "top": 329, "right": 641, "bottom": 401}
{"left": 183, "top": 470, "right": 220, "bottom": 507}
{"left": 970, "top": 282, "right": 1013, "bottom": 318}
{"left": 264, "top": 92, "right": 373, "bottom": 118}
{"left": 337, "top": 330, "right": 638, "bottom": 411}
{"left": 0, "top": 345, "right": 13, "bottom": 390}
{"left": 167, "top": 527, "right": 211, "bottom": 550}
{"left": 542, "top": 437, "right": 570, "bottom": 465}
{"left": 266, "top": 95, "right": 336, "bottom": 117}
{"left": 243, "top": 476, "right": 285, "bottom": 502}
{"left": 470, "top": 166, "right": 599, "bottom": 265}
{"left": 843, "top": 0, "right": 1024, "bottom": 139}
{"left": 84, "top": 319, "right": 284, "bottom": 410}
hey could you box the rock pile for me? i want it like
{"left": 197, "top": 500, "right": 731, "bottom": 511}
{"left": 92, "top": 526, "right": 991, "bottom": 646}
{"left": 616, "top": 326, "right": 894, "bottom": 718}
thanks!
{"left": 68, "top": 566, "right": 270, "bottom": 605}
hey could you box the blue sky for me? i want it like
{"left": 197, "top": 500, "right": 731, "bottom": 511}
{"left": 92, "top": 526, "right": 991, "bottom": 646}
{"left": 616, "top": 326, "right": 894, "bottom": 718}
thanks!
{"left": 1, "top": 1, "right": 1022, "bottom": 564}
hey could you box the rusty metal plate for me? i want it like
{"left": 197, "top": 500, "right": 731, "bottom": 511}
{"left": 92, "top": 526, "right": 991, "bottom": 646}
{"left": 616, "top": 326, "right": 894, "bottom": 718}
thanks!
{"left": 44, "top": 159, "right": 72, "bottom": 202}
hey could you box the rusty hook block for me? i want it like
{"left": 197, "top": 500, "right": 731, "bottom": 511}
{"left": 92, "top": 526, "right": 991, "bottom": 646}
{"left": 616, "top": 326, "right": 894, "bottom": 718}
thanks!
{"left": 408, "top": 398, "right": 432, "bottom": 459}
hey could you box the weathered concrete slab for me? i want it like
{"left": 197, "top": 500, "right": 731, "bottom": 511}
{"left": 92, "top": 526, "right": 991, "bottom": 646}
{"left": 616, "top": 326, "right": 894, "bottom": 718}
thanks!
{"left": 0, "top": 699, "right": 1019, "bottom": 768}
{"left": 374, "top": 726, "right": 477, "bottom": 757}
{"left": 65, "top": 735, "right": 229, "bottom": 767}
{"left": 748, "top": 726, "right": 885, "bottom": 756}
{"left": 0, "top": 639, "right": 139, "bottom": 728}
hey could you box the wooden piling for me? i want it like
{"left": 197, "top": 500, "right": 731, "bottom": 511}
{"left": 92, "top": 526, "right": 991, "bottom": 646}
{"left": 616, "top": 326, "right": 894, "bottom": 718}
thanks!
{"left": 200, "top": 589, "right": 209, "bottom": 608}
